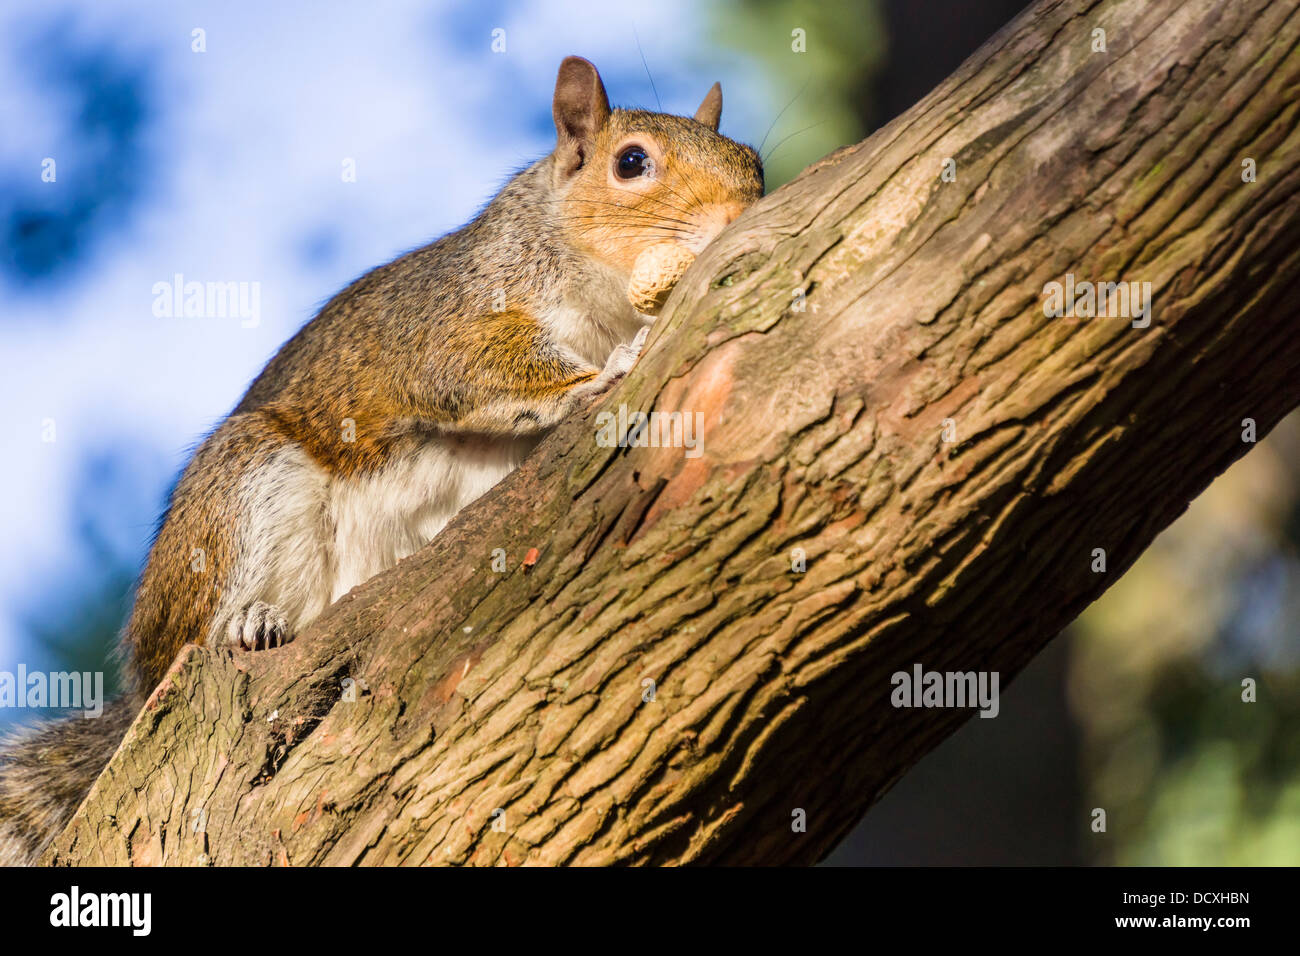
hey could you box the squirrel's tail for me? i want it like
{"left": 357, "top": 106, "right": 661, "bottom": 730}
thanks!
{"left": 0, "top": 695, "right": 138, "bottom": 865}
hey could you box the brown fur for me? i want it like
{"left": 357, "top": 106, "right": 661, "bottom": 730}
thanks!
{"left": 0, "top": 698, "right": 136, "bottom": 865}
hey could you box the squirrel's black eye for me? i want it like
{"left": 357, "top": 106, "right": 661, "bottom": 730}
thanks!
{"left": 616, "top": 146, "right": 650, "bottom": 179}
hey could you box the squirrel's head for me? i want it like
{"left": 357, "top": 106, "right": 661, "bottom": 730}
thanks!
{"left": 549, "top": 56, "right": 764, "bottom": 276}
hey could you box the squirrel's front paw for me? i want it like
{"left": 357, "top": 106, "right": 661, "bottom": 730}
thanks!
{"left": 593, "top": 327, "right": 650, "bottom": 389}
{"left": 225, "top": 600, "right": 292, "bottom": 651}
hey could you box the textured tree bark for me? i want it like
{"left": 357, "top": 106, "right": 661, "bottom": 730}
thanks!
{"left": 46, "top": 0, "right": 1300, "bottom": 865}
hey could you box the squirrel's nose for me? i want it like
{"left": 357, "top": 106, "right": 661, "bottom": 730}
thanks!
{"left": 708, "top": 202, "right": 746, "bottom": 234}
{"left": 719, "top": 201, "right": 745, "bottom": 226}
{"left": 688, "top": 202, "right": 748, "bottom": 253}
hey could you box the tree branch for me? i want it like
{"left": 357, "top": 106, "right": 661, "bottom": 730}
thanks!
{"left": 48, "top": 0, "right": 1300, "bottom": 865}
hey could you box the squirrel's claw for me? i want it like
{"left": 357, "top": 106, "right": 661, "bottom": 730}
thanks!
{"left": 225, "top": 601, "right": 292, "bottom": 652}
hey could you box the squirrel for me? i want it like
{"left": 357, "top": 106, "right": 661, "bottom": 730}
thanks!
{"left": 0, "top": 56, "right": 763, "bottom": 865}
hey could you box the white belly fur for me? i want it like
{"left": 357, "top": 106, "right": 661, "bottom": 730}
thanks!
{"left": 210, "top": 434, "right": 536, "bottom": 645}
{"left": 328, "top": 434, "right": 536, "bottom": 601}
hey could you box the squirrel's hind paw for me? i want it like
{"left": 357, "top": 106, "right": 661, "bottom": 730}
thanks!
{"left": 225, "top": 600, "right": 292, "bottom": 651}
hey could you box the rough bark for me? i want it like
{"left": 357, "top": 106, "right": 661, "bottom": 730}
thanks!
{"left": 47, "top": 0, "right": 1300, "bottom": 865}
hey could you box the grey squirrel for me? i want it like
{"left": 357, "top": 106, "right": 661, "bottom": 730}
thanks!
{"left": 0, "top": 56, "right": 763, "bottom": 864}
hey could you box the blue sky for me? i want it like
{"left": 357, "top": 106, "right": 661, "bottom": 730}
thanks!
{"left": 0, "top": 0, "right": 773, "bottom": 682}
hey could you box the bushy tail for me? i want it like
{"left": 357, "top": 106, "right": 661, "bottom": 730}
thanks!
{"left": 0, "top": 695, "right": 138, "bottom": 865}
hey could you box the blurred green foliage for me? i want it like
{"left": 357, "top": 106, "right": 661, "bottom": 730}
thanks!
{"left": 709, "top": 0, "right": 886, "bottom": 188}
{"left": 1073, "top": 415, "right": 1300, "bottom": 865}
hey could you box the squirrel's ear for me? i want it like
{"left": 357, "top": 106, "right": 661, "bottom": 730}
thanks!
{"left": 693, "top": 82, "right": 722, "bottom": 131}
{"left": 553, "top": 56, "right": 611, "bottom": 176}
